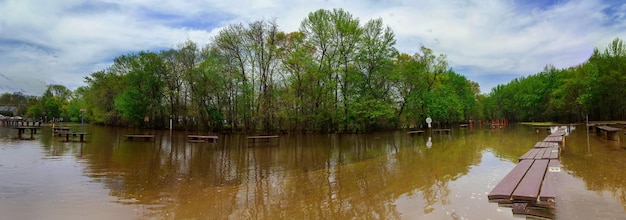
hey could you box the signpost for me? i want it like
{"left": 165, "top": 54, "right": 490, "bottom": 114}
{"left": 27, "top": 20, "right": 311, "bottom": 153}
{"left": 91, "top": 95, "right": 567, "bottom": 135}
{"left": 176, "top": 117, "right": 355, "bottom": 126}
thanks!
{"left": 426, "top": 117, "right": 433, "bottom": 147}
{"left": 80, "top": 108, "right": 85, "bottom": 132}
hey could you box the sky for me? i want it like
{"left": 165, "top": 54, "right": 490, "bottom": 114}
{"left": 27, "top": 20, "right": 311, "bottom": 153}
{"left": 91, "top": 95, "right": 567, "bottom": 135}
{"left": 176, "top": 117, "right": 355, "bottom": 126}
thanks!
{"left": 0, "top": 0, "right": 625, "bottom": 95}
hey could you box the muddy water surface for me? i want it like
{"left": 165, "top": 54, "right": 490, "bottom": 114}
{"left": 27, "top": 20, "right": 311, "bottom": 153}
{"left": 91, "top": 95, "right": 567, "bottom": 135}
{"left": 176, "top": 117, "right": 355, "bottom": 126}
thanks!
{"left": 1, "top": 124, "right": 625, "bottom": 219}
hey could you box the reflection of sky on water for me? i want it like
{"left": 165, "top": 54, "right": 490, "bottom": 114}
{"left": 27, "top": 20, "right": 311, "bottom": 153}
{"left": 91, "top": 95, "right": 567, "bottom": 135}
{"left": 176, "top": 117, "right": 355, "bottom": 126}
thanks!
{"left": 1, "top": 124, "right": 626, "bottom": 219}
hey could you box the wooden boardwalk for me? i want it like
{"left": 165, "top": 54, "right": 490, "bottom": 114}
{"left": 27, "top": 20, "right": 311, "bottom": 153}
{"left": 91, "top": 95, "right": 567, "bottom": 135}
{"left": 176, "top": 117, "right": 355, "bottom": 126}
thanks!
{"left": 488, "top": 129, "right": 565, "bottom": 218}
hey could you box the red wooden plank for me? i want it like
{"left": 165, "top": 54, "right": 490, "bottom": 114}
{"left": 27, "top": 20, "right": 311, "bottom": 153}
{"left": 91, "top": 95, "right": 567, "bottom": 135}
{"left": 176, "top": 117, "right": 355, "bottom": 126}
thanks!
{"left": 488, "top": 160, "right": 534, "bottom": 200}
{"left": 539, "top": 160, "right": 561, "bottom": 202}
{"left": 512, "top": 159, "right": 549, "bottom": 201}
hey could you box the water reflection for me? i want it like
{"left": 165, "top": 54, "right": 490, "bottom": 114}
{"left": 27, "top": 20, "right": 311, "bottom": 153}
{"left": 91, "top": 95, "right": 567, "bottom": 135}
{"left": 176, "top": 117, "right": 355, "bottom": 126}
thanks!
{"left": 70, "top": 127, "right": 489, "bottom": 219}
{"left": 2, "top": 124, "right": 626, "bottom": 219}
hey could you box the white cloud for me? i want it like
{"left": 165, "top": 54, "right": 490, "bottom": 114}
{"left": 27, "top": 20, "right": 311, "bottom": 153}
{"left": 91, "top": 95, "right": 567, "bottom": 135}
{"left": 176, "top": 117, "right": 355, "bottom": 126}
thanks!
{"left": 0, "top": 0, "right": 624, "bottom": 95}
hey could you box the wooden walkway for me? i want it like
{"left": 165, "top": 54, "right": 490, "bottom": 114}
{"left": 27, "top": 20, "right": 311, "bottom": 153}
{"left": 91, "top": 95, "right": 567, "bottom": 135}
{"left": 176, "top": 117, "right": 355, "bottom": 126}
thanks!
{"left": 488, "top": 129, "right": 565, "bottom": 217}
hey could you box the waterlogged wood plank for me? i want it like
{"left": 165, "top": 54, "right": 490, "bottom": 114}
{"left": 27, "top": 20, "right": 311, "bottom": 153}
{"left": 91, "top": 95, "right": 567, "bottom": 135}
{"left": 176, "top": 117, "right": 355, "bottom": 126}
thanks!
{"left": 488, "top": 160, "right": 533, "bottom": 200}
{"left": 512, "top": 159, "right": 549, "bottom": 201}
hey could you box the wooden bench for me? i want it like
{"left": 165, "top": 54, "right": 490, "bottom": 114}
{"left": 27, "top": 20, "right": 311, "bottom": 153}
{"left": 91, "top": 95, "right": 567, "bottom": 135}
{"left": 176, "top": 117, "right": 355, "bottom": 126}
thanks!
{"left": 406, "top": 130, "right": 425, "bottom": 135}
{"left": 247, "top": 135, "right": 279, "bottom": 143}
{"left": 187, "top": 135, "right": 218, "bottom": 143}
{"left": 125, "top": 134, "right": 155, "bottom": 141}
{"left": 57, "top": 132, "right": 89, "bottom": 142}
{"left": 595, "top": 125, "right": 621, "bottom": 141}
{"left": 488, "top": 159, "right": 560, "bottom": 208}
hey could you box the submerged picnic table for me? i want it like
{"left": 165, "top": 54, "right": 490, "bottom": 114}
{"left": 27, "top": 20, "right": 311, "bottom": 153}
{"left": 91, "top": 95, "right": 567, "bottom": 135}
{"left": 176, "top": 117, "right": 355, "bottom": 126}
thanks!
{"left": 125, "top": 134, "right": 155, "bottom": 141}
{"left": 595, "top": 125, "right": 621, "bottom": 141}
{"left": 13, "top": 127, "right": 39, "bottom": 139}
{"left": 247, "top": 135, "right": 279, "bottom": 143}
{"left": 406, "top": 130, "right": 425, "bottom": 135}
{"left": 187, "top": 135, "right": 218, "bottom": 143}
{"left": 57, "top": 131, "right": 89, "bottom": 142}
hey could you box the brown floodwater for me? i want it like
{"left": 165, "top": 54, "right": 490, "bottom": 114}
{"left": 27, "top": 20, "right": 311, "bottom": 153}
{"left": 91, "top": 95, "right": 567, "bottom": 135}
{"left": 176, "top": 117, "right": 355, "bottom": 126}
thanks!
{"left": 0, "top": 124, "right": 625, "bottom": 219}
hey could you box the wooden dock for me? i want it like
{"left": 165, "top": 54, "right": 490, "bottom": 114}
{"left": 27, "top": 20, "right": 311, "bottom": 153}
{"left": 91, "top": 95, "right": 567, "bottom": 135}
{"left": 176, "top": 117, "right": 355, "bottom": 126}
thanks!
{"left": 247, "top": 135, "right": 279, "bottom": 143}
{"left": 187, "top": 135, "right": 218, "bottom": 143}
{"left": 125, "top": 134, "right": 155, "bottom": 141}
{"left": 488, "top": 130, "right": 564, "bottom": 218}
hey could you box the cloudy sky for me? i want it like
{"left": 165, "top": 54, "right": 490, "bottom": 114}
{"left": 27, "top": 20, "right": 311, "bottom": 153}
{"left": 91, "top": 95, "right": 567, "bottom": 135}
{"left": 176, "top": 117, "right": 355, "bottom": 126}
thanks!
{"left": 1, "top": 0, "right": 624, "bottom": 95}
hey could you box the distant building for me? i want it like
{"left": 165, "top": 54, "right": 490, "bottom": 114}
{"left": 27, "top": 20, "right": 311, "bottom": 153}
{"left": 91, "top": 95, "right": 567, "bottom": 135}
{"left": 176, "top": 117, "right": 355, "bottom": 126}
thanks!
{"left": 0, "top": 106, "right": 18, "bottom": 116}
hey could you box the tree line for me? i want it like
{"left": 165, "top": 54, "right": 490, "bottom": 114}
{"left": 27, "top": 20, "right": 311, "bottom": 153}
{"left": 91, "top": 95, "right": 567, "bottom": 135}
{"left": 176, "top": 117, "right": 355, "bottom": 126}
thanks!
{"left": 484, "top": 38, "right": 626, "bottom": 123}
{"left": 16, "top": 9, "right": 626, "bottom": 132}
{"left": 2, "top": 9, "right": 480, "bottom": 132}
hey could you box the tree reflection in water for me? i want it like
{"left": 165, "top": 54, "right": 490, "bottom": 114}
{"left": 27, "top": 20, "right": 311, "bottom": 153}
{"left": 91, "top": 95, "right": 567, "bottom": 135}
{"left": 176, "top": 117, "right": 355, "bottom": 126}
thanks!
{"left": 4, "top": 124, "right": 625, "bottom": 219}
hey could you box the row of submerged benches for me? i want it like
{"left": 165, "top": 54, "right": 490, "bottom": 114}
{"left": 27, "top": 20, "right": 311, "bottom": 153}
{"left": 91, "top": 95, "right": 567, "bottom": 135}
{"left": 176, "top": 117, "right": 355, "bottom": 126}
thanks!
{"left": 124, "top": 134, "right": 279, "bottom": 143}
{"left": 487, "top": 128, "right": 566, "bottom": 218}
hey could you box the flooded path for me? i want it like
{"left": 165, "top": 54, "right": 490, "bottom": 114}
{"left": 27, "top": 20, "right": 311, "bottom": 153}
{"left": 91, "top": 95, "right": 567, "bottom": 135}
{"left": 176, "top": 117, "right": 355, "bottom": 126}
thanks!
{"left": 0, "top": 124, "right": 625, "bottom": 219}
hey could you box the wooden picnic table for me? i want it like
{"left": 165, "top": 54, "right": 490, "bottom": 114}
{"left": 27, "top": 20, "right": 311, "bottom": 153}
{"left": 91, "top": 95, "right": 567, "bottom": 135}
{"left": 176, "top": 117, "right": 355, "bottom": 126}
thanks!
{"left": 595, "top": 125, "right": 621, "bottom": 141}
{"left": 406, "top": 130, "right": 425, "bottom": 135}
{"left": 247, "top": 135, "right": 279, "bottom": 143}
{"left": 432, "top": 129, "right": 451, "bottom": 134}
{"left": 53, "top": 127, "right": 71, "bottom": 133}
{"left": 57, "top": 131, "right": 89, "bottom": 142}
{"left": 125, "top": 134, "right": 155, "bottom": 141}
{"left": 534, "top": 141, "right": 559, "bottom": 148}
{"left": 187, "top": 135, "right": 219, "bottom": 143}
{"left": 13, "top": 127, "right": 39, "bottom": 139}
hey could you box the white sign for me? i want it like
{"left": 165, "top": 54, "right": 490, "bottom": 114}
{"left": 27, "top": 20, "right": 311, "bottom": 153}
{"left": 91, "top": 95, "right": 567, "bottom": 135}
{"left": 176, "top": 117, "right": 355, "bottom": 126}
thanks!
{"left": 426, "top": 117, "right": 432, "bottom": 128}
